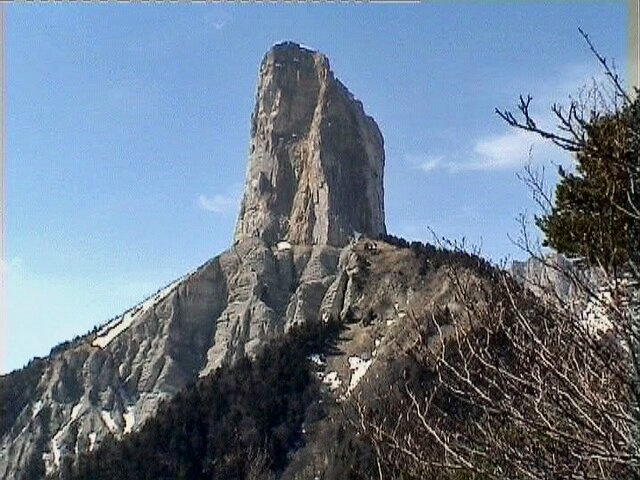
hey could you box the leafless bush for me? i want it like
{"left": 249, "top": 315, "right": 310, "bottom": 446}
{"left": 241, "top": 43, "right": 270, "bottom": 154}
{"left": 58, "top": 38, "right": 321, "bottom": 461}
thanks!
{"left": 352, "top": 255, "right": 636, "bottom": 479}
{"left": 352, "top": 32, "right": 639, "bottom": 480}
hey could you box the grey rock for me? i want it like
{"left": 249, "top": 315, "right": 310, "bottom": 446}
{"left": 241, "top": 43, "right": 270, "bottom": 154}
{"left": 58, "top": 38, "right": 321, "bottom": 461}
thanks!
{"left": 234, "top": 42, "right": 386, "bottom": 247}
{"left": 0, "top": 240, "right": 350, "bottom": 479}
{"left": 510, "top": 253, "right": 604, "bottom": 307}
{"left": 0, "top": 42, "right": 386, "bottom": 480}
{"left": 510, "top": 253, "right": 577, "bottom": 301}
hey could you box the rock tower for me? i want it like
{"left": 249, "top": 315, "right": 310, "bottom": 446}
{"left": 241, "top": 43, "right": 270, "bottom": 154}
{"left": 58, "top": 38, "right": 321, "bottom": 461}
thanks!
{"left": 234, "top": 42, "right": 386, "bottom": 246}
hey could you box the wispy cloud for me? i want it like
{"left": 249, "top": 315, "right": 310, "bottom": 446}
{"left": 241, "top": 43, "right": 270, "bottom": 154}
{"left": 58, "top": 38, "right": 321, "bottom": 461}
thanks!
{"left": 467, "top": 129, "right": 560, "bottom": 171}
{"left": 0, "top": 257, "right": 23, "bottom": 274}
{"left": 214, "top": 21, "right": 227, "bottom": 31}
{"left": 198, "top": 194, "right": 237, "bottom": 213}
{"left": 411, "top": 130, "right": 568, "bottom": 174}
{"left": 416, "top": 155, "right": 445, "bottom": 173}
{"left": 473, "top": 130, "right": 536, "bottom": 169}
{"left": 410, "top": 62, "right": 608, "bottom": 174}
{"left": 203, "top": 11, "right": 232, "bottom": 32}
{"left": 198, "top": 183, "right": 242, "bottom": 214}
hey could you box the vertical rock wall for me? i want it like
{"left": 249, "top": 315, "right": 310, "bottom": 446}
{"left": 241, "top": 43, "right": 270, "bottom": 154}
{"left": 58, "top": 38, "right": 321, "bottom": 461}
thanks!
{"left": 234, "top": 42, "right": 386, "bottom": 247}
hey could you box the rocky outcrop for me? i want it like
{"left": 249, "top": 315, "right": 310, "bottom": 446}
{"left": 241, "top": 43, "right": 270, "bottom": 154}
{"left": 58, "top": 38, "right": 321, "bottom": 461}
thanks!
{"left": 234, "top": 42, "right": 386, "bottom": 247}
{"left": 0, "top": 240, "right": 352, "bottom": 479}
{"left": 510, "top": 253, "right": 577, "bottom": 301}
{"left": 510, "top": 254, "right": 626, "bottom": 336}
{"left": 0, "top": 42, "right": 388, "bottom": 480}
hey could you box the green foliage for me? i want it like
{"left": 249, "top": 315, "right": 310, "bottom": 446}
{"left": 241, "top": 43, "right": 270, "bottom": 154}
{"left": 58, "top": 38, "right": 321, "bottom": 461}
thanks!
{"left": 536, "top": 105, "right": 635, "bottom": 270}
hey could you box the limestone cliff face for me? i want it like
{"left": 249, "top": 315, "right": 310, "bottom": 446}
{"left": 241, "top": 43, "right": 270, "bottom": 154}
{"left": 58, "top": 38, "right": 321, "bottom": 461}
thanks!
{"left": 0, "top": 42, "right": 388, "bottom": 480}
{"left": 510, "top": 254, "right": 618, "bottom": 335}
{"left": 234, "top": 42, "right": 386, "bottom": 247}
{"left": 510, "top": 254, "right": 576, "bottom": 301}
{"left": 0, "top": 241, "right": 347, "bottom": 479}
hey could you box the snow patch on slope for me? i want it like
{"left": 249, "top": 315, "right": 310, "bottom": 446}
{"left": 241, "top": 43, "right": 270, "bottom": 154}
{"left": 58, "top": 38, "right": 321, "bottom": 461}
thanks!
{"left": 70, "top": 402, "right": 83, "bottom": 421}
{"left": 277, "top": 241, "right": 292, "bottom": 251}
{"left": 308, "top": 353, "right": 326, "bottom": 366}
{"left": 320, "top": 371, "right": 342, "bottom": 391}
{"left": 44, "top": 425, "right": 67, "bottom": 475}
{"left": 123, "top": 406, "right": 136, "bottom": 434}
{"left": 92, "top": 274, "right": 187, "bottom": 349}
{"left": 100, "top": 411, "right": 118, "bottom": 434}
{"left": 347, "top": 356, "right": 372, "bottom": 394}
{"left": 31, "top": 400, "right": 43, "bottom": 419}
{"left": 43, "top": 400, "right": 89, "bottom": 475}
{"left": 88, "top": 432, "right": 97, "bottom": 452}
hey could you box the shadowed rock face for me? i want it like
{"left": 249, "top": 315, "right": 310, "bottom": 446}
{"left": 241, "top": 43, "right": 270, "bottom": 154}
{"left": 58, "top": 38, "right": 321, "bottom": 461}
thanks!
{"left": 234, "top": 42, "right": 386, "bottom": 247}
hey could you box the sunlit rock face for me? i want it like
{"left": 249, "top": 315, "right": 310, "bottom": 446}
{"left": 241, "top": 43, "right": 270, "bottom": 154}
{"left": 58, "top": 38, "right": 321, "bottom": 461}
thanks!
{"left": 0, "top": 42, "right": 388, "bottom": 480}
{"left": 234, "top": 42, "right": 386, "bottom": 247}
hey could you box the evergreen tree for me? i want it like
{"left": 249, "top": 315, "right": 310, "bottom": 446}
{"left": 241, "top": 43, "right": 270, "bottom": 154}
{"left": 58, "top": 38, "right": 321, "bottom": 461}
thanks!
{"left": 534, "top": 107, "right": 632, "bottom": 271}
{"left": 497, "top": 30, "right": 638, "bottom": 274}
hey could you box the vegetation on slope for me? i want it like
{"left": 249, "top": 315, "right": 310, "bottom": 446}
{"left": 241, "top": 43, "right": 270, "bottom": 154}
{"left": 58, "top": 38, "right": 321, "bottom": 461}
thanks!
{"left": 0, "top": 358, "right": 46, "bottom": 438}
{"left": 55, "top": 319, "right": 342, "bottom": 480}
{"left": 353, "top": 36, "right": 640, "bottom": 479}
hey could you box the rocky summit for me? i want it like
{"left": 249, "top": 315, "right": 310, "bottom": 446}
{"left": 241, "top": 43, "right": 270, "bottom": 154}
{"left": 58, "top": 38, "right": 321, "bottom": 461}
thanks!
{"left": 234, "top": 42, "right": 386, "bottom": 247}
{"left": 0, "top": 42, "right": 389, "bottom": 480}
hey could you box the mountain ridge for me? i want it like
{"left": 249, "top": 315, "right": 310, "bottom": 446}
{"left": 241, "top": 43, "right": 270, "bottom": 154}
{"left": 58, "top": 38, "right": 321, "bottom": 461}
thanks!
{"left": 0, "top": 42, "right": 389, "bottom": 480}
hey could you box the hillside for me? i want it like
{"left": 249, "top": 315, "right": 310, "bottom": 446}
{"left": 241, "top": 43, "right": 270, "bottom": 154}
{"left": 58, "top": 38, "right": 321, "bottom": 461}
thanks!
{"left": 47, "top": 237, "right": 496, "bottom": 480}
{"left": 1, "top": 41, "right": 390, "bottom": 480}
{"left": 4, "top": 39, "right": 629, "bottom": 480}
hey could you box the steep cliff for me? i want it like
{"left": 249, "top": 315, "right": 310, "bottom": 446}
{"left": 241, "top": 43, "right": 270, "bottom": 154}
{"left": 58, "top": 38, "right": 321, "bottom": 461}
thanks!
{"left": 234, "top": 42, "right": 386, "bottom": 247}
{"left": 510, "top": 254, "right": 621, "bottom": 335}
{"left": 0, "top": 42, "right": 387, "bottom": 480}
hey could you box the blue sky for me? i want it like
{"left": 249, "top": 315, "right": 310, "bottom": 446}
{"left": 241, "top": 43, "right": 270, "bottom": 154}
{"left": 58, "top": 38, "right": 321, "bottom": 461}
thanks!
{"left": 3, "top": 3, "right": 627, "bottom": 373}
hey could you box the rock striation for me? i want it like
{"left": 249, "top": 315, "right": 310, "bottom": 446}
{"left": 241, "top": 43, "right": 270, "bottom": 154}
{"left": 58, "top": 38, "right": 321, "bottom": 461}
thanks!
{"left": 0, "top": 42, "right": 387, "bottom": 480}
{"left": 0, "top": 241, "right": 347, "bottom": 479}
{"left": 234, "top": 42, "right": 386, "bottom": 247}
{"left": 510, "top": 253, "right": 577, "bottom": 301}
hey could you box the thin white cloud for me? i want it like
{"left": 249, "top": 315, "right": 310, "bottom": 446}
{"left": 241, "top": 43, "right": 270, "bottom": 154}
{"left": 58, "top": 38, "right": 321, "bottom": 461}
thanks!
{"left": 198, "top": 194, "right": 237, "bottom": 214}
{"left": 410, "top": 128, "right": 571, "bottom": 174}
{"left": 1, "top": 257, "right": 23, "bottom": 274}
{"left": 465, "top": 129, "right": 557, "bottom": 171}
{"left": 198, "top": 183, "right": 242, "bottom": 214}
{"left": 473, "top": 130, "right": 535, "bottom": 169}
{"left": 417, "top": 155, "right": 444, "bottom": 173}
{"left": 203, "top": 11, "right": 232, "bottom": 32}
{"left": 410, "top": 61, "right": 607, "bottom": 174}
{"left": 212, "top": 20, "right": 227, "bottom": 31}
{"left": 412, "top": 133, "right": 570, "bottom": 173}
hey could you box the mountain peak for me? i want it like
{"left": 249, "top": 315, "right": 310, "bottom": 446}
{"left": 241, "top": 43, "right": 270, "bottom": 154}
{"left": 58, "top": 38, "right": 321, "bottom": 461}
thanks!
{"left": 270, "top": 40, "right": 317, "bottom": 53}
{"left": 234, "top": 43, "right": 386, "bottom": 247}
